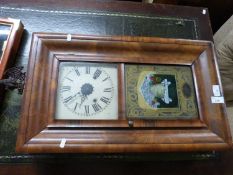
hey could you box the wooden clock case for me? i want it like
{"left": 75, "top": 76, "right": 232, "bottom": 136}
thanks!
{"left": 16, "top": 33, "right": 232, "bottom": 153}
{"left": 0, "top": 18, "right": 24, "bottom": 80}
{"left": 0, "top": 18, "right": 24, "bottom": 102}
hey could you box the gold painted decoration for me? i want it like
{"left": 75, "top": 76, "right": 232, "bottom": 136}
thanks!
{"left": 125, "top": 64, "right": 198, "bottom": 120}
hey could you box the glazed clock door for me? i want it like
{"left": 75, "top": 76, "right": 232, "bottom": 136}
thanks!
{"left": 55, "top": 62, "right": 118, "bottom": 120}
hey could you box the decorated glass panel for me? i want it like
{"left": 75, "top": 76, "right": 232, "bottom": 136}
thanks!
{"left": 125, "top": 64, "right": 198, "bottom": 120}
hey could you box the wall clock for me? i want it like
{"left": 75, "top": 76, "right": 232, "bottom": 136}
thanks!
{"left": 16, "top": 33, "right": 232, "bottom": 153}
{"left": 0, "top": 18, "right": 24, "bottom": 80}
{"left": 0, "top": 18, "right": 24, "bottom": 102}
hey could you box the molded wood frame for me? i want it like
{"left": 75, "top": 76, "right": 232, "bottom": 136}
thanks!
{"left": 16, "top": 33, "right": 232, "bottom": 153}
{"left": 0, "top": 18, "right": 24, "bottom": 79}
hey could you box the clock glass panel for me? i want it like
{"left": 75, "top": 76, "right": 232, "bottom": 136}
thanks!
{"left": 125, "top": 64, "right": 198, "bottom": 120}
{"left": 0, "top": 24, "right": 11, "bottom": 61}
{"left": 55, "top": 62, "right": 118, "bottom": 120}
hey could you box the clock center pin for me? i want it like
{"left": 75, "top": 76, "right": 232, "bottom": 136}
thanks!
{"left": 81, "top": 83, "right": 94, "bottom": 96}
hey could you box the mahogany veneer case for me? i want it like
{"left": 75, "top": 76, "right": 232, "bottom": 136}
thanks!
{"left": 16, "top": 33, "right": 232, "bottom": 153}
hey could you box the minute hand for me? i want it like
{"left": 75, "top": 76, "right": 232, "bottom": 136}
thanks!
{"left": 79, "top": 95, "right": 87, "bottom": 107}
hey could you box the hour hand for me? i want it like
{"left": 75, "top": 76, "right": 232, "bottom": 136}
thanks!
{"left": 63, "top": 94, "right": 77, "bottom": 104}
{"left": 63, "top": 92, "right": 81, "bottom": 104}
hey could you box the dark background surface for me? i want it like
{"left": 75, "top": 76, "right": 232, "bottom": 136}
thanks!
{"left": 0, "top": 0, "right": 232, "bottom": 174}
{"left": 155, "top": 0, "right": 233, "bottom": 33}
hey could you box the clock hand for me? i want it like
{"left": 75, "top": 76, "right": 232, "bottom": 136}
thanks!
{"left": 78, "top": 82, "right": 93, "bottom": 107}
{"left": 64, "top": 92, "right": 81, "bottom": 104}
{"left": 70, "top": 92, "right": 81, "bottom": 101}
{"left": 79, "top": 95, "right": 87, "bottom": 107}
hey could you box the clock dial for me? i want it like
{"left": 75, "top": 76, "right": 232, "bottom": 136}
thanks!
{"left": 55, "top": 62, "right": 118, "bottom": 120}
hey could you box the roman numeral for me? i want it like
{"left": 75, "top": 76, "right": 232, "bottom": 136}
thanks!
{"left": 93, "top": 69, "right": 102, "bottom": 79}
{"left": 104, "top": 87, "right": 112, "bottom": 92}
{"left": 85, "top": 105, "right": 89, "bottom": 115}
{"left": 60, "top": 86, "right": 71, "bottom": 92}
{"left": 65, "top": 77, "right": 73, "bottom": 82}
{"left": 92, "top": 103, "right": 102, "bottom": 112}
{"left": 63, "top": 96, "right": 73, "bottom": 103}
{"left": 74, "top": 67, "right": 80, "bottom": 76}
{"left": 74, "top": 103, "right": 78, "bottom": 111}
{"left": 86, "top": 66, "right": 90, "bottom": 74}
{"left": 100, "top": 97, "right": 110, "bottom": 104}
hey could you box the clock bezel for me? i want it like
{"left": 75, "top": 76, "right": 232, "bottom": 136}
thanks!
{"left": 16, "top": 33, "right": 232, "bottom": 153}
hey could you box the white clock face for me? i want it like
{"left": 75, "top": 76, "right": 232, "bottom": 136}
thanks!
{"left": 55, "top": 62, "right": 118, "bottom": 120}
